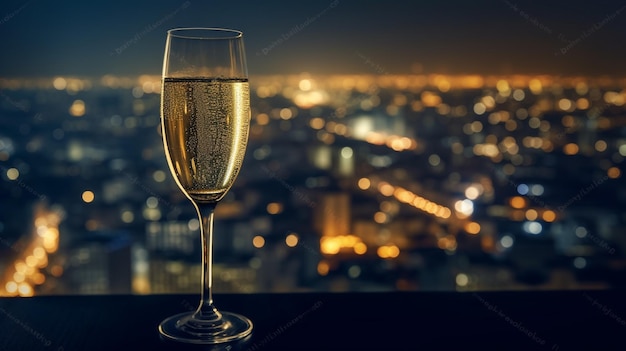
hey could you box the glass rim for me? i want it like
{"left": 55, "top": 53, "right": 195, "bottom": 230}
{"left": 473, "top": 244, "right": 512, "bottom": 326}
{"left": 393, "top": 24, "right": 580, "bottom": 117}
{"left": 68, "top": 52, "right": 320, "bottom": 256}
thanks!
{"left": 167, "top": 27, "right": 243, "bottom": 40}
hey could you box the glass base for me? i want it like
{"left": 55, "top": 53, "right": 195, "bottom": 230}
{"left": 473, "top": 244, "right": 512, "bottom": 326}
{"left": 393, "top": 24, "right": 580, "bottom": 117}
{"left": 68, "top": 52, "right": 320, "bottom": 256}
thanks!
{"left": 159, "top": 311, "right": 253, "bottom": 345}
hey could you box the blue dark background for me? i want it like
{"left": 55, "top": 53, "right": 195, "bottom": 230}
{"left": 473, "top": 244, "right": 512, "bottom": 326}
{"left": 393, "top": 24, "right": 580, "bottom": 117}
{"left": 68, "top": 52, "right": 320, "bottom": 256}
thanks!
{"left": 1, "top": 0, "right": 626, "bottom": 77}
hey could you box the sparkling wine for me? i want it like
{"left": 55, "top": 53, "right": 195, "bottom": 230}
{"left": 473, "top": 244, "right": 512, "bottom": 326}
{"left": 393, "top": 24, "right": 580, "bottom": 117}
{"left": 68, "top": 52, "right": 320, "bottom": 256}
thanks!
{"left": 161, "top": 77, "right": 250, "bottom": 203}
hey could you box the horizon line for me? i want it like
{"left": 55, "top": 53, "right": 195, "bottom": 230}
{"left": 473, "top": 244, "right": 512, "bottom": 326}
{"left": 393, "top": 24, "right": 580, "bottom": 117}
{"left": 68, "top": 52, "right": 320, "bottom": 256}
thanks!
{"left": 2, "top": 73, "right": 626, "bottom": 90}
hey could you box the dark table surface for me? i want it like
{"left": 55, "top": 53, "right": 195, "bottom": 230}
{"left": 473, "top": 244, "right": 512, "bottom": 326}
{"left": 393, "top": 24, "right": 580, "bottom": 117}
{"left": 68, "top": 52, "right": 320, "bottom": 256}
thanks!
{"left": 1, "top": 289, "right": 625, "bottom": 351}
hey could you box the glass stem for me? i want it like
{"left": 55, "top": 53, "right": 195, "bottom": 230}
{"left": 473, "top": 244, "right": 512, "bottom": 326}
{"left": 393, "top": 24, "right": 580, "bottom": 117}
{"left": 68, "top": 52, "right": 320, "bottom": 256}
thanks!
{"left": 193, "top": 202, "right": 222, "bottom": 322}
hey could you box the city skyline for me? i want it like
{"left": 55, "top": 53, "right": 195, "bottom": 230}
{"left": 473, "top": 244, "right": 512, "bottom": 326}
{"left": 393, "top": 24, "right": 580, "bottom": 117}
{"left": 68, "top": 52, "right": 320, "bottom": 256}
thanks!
{"left": 1, "top": 70, "right": 625, "bottom": 296}
{"left": 1, "top": 0, "right": 626, "bottom": 78}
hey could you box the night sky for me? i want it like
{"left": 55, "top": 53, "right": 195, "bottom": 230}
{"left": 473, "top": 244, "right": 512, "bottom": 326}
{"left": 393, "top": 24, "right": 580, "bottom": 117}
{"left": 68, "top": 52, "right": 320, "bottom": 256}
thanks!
{"left": 1, "top": 0, "right": 625, "bottom": 78}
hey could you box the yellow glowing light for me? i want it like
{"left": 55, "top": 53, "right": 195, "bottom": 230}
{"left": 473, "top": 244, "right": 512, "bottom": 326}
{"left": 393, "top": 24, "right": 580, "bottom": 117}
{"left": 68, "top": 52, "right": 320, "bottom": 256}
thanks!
{"left": 512, "top": 89, "right": 525, "bottom": 101}
{"left": 133, "top": 277, "right": 150, "bottom": 294}
{"left": 374, "top": 181, "right": 450, "bottom": 219}
{"left": 542, "top": 210, "right": 556, "bottom": 222}
{"left": 53, "top": 77, "right": 67, "bottom": 90}
{"left": 437, "top": 79, "right": 450, "bottom": 92}
{"left": 496, "top": 80, "right": 510, "bottom": 93}
{"left": 25, "top": 255, "right": 38, "bottom": 267}
{"left": 341, "top": 147, "right": 353, "bottom": 158}
{"left": 594, "top": 140, "right": 607, "bottom": 152}
{"left": 36, "top": 255, "right": 48, "bottom": 269}
{"left": 5, "top": 281, "right": 18, "bottom": 293}
{"left": 576, "top": 98, "right": 590, "bottom": 110}
{"left": 481, "top": 96, "right": 495, "bottom": 109}
{"left": 525, "top": 209, "right": 538, "bottom": 221}
{"left": 13, "top": 272, "right": 25, "bottom": 282}
{"left": 69, "top": 99, "right": 86, "bottom": 117}
{"left": 32, "top": 273, "right": 45, "bottom": 285}
{"left": 608, "top": 167, "right": 621, "bottom": 179}
{"left": 354, "top": 242, "right": 367, "bottom": 255}
{"left": 121, "top": 210, "right": 134, "bottom": 223}
{"left": 339, "top": 235, "right": 359, "bottom": 247}
{"left": 6, "top": 168, "right": 19, "bottom": 180}
{"left": 317, "top": 261, "right": 330, "bottom": 276}
{"left": 528, "top": 117, "right": 541, "bottom": 129}
{"left": 17, "top": 283, "right": 33, "bottom": 297}
{"left": 43, "top": 237, "right": 58, "bottom": 253}
{"left": 421, "top": 91, "right": 442, "bottom": 107}
{"left": 82, "top": 190, "right": 95, "bottom": 203}
{"left": 443, "top": 237, "right": 458, "bottom": 252}
{"left": 389, "top": 137, "right": 404, "bottom": 152}
{"left": 252, "top": 236, "right": 265, "bottom": 248}
{"left": 473, "top": 102, "right": 486, "bottom": 115}
{"left": 465, "top": 186, "right": 480, "bottom": 200}
{"left": 377, "top": 245, "right": 399, "bottom": 259}
{"left": 558, "top": 99, "right": 573, "bottom": 111}
{"left": 510, "top": 196, "right": 526, "bottom": 209}
{"left": 299, "top": 79, "right": 312, "bottom": 91}
{"left": 294, "top": 91, "right": 326, "bottom": 108}
{"left": 378, "top": 182, "right": 394, "bottom": 197}
{"left": 320, "top": 237, "right": 340, "bottom": 255}
{"left": 310, "top": 117, "right": 325, "bottom": 129}
{"left": 456, "top": 273, "right": 469, "bottom": 287}
{"left": 465, "top": 222, "right": 481, "bottom": 234}
{"left": 454, "top": 199, "right": 474, "bottom": 216}
{"left": 365, "top": 132, "right": 385, "bottom": 145}
{"left": 455, "top": 75, "right": 482, "bottom": 89}
{"left": 266, "top": 202, "right": 283, "bottom": 215}
{"left": 528, "top": 79, "right": 542, "bottom": 94}
{"left": 285, "top": 233, "right": 298, "bottom": 247}
{"left": 394, "top": 188, "right": 415, "bottom": 204}
{"left": 46, "top": 227, "right": 59, "bottom": 239}
{"left": 604, "top": 91, "right": 619, "bottom": 104}
{"left": 34, "top": 217, "right": 47, "bottom": 227}
{"left": 388, "top": 245, "right": 399, "bottom": 258}
{"left": 541, "top": 140, "right": 553, "bottom": 152}
{"left": 256, "top": 113, "right": 269, "bottom": 126}
{"left": 279, "top": 108, "right": 292, "bottom": 120}
{"left": 357, "top": 178, "right": 371, "bottom": 190}
{"left": 25, "top": 265, "right": 35, "bottom": 275}
{"left": 437, "top": 237, "right": 448, "bottom": 250}
{"left": 575, "top": 82, "right": 589, "bottom": 95}
{"left": 563, "top": 143, "right": 579, "bottom": 155}
{"left": 256, "top": 86, "right": 270, "bottom": 98}
{"left": 334, "top": 123, "right": 348, "bottom": 135}
{"left": 142, "top": 81, "right": 155, "bottom": 94}
{"left": 489, "top": 112, "right": 501, "bottom": 124}
{"left": 440, "top": 208, "right": 452, "bottom": 219}
{"left": 374, "top": 211, "right": 387, "bottom": 224}
{"left": 14, "top": 262, "right": 27, "bottom": 274}
{"left": 33, "top": 247, "right": 45, "bottom": 259}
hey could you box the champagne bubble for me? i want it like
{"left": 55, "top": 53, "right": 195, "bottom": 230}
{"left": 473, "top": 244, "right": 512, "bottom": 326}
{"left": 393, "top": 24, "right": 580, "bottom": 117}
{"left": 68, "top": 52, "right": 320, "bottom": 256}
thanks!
{"left": 162, "top": 78, "right": 250, "bottom": 203}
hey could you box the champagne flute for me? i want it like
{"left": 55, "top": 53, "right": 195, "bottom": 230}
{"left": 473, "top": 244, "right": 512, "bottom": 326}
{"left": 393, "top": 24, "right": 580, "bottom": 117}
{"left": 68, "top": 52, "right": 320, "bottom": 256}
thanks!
{"left": 158, "top": 27, "right": 253, "bottom": 344}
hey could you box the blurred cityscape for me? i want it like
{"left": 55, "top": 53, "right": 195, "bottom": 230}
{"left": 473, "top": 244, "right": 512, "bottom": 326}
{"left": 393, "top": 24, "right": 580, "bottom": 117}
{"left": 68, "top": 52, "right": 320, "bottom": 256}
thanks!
{"left": 1, "top": 72, "right": 625, "bottom": 296}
